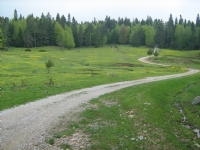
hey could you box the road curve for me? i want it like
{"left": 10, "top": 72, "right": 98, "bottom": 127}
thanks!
{"left": 1, "top": 56, "right": 199, "bottom": 150}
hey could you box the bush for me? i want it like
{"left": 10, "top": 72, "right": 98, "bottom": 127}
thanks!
{"left": 25, "top": 48, "right": 31, "bottom": 51}
{"left": 147, "top": 48, "right": 153, "bottom": 55}
{"left": 39, "top": 49, "right": 46, "bottom": 52}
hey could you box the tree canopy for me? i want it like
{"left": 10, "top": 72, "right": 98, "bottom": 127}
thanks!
{"left": 0, "top": 10, "right": 199, "bottom": 50}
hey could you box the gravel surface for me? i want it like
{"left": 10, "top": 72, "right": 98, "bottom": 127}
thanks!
{"left": 1, "top": 56, "right": 199, "bottom": 150}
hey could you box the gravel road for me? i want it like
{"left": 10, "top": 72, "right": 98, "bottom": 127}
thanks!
{"left": 1, "top": 56, "right": 199, "bottom": 150}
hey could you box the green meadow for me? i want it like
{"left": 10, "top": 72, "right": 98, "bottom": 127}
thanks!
{"left": 1, "top": 45, "right": 200, "bottom": 149}
{"left": 25, "top": 46, "right": 199, "bottom": 150}
{"left": 0, "top": 45, "right": 187, "bottom": 110}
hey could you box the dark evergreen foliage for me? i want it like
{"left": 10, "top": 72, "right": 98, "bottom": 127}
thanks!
{"left": 0, "top": 10, "right": 199, "bottom": 50}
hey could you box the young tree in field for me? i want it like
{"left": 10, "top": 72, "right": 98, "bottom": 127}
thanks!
{"left": 153, "top": 46, "right": 159, "bottom": 58}
{"left": 45, "top": 59, "right": 54, "bottom": 73}
{"left": 119, "top": 24, "right": 128, "bottom": 44}
{"left": 153, "top": 49, "right": 159, "bottom": 58}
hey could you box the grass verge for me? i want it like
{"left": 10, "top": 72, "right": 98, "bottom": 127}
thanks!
{"left": 51, "top": 73, "right": 200, "bottom": 149}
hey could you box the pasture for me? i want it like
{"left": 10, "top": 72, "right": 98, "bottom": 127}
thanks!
{"left": 1, "top": 45, "right": 200, "bottom": 149}
{"left": 0, "top": 45, "right": 187, "bottom": 110}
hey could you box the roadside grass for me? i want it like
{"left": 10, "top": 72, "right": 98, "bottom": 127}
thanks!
{"left": 149, "top": 49, "right": 200, "bottom": 69}
{"left": 46, "top": 48, "right": 200, "bottom": 149}
{"left": 0, "top": 45, "right": 187, "bottom": 110}
{"left": 53, "top": 73, "right": 200, "bottom": 149}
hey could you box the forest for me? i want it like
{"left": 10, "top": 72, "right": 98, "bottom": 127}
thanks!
{"left": 0, "top": 9, "right": 200, "bottom": 50}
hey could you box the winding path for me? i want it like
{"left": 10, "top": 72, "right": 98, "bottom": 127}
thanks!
{"left": 1, "top": 56, "right": 199, "bottom": 150}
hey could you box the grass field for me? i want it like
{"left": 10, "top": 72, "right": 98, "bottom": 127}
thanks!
{"left": 39, "top": 47, "right": 199, "bottom": 150}
{"left": 0, "top": 45, "right": 187, "bottom": 110}
{"left": 65, "top": 74, "right": 199, "bottom": 150}
{"left": 1, "top": 45, "right": 200, "bottom": 149}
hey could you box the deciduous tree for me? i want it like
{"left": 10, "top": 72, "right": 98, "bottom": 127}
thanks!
{"left": 119, "top": 24, "right": 128, "bottom": 44}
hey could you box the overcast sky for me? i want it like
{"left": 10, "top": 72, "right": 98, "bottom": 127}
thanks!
{"left": 0, "top": 0, "right": 199, "bottom": 23}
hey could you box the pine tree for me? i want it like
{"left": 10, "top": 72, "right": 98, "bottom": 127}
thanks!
{"left": 195, "top": 27, "right": 200, "bottom": 49}
{"left": 14, "top": 9, "right": 18, "bottom": 21}
{"left": 15, "top": 28, "right": 24, "bottom": 47}
{"left": 72, "top": 17, "right": 78, "bottom": 47}
{"left": 60, "top": 15, "right": 66, "bottom": 29}
{"left": 155, "top": 19, "right": 165, "bottom": 48}
{"left": 56, "top": 13, "right": 61, "bottom": 24}
{"left": 67, "top": 13, "right": 71, "bottom": 27}
{"left": 166, "top": 14, "right": 175, "bottom": 48}
{"left": 179, "top": 15, "right": 183, "bottom": 25}
{"left": 84, "top": 23, "right": 94, "bottom": 47}
{"left": 24, "top": 30, "right": 33, "bottom": 48}
{"left": 196, "top": 14, "right": 200, "bottom": 27}
{"left": 0, "top": 28, "right": 4, "bottom": 49}
{"left": 26, "top": 14, "right": 38, "bottom": 47}
{"left": 100, "top": 24, "right": 107, "bottom": 46}
{"left": 78, "top": 24, "right": 83, "bottom": 47}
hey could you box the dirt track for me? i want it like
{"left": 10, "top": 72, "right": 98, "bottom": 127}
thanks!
{"left": 1, "top": 56, "right": 199, "bottom": 150}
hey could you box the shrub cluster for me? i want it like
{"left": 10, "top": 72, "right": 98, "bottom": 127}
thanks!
{"left": 39, "top": 49, "right": 46, "bottom": 52}
{"left": 24, "top": 48, "right": 31, "bottom": 51}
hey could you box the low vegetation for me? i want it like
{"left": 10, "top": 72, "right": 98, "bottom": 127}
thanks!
{"left": 1, "top": 45, "right": 200, "bottom": 149}
{"left": 1, "top": 45, "right": 188, "bottom": 110}
{"left": 55, "top": 51, "right": 200, "bottom": 149}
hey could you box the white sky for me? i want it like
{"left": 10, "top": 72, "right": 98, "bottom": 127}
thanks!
{"left": 0, "top": 0, "right": 199, "bottom": 23}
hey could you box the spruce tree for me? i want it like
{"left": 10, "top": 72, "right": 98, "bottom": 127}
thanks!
{"left": 72, "top": 17, "right": 78, "bottom": 47}
{"left": 78, "top": 24, "right": 83, "bottom": 47}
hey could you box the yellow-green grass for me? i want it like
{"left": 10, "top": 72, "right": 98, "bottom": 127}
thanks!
{"left": 150, "top": 49, "right": 200, "bottom": 69}
{"left": 0, "top": 45, "right": 188, "bottom": 110}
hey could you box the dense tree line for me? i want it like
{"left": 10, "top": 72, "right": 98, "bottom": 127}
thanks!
{"left": 0, "top": 10, "right": 200, "bottom": 50}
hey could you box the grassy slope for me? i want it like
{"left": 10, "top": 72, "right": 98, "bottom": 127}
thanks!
{"left": 77, "top": 74, "right": 200, "bottom": 150}
{"left": 47, "top": 48, "right": 200, "bottom": 149}
{"left": 0, "top": 46, "right": 186, "bottom": 110}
